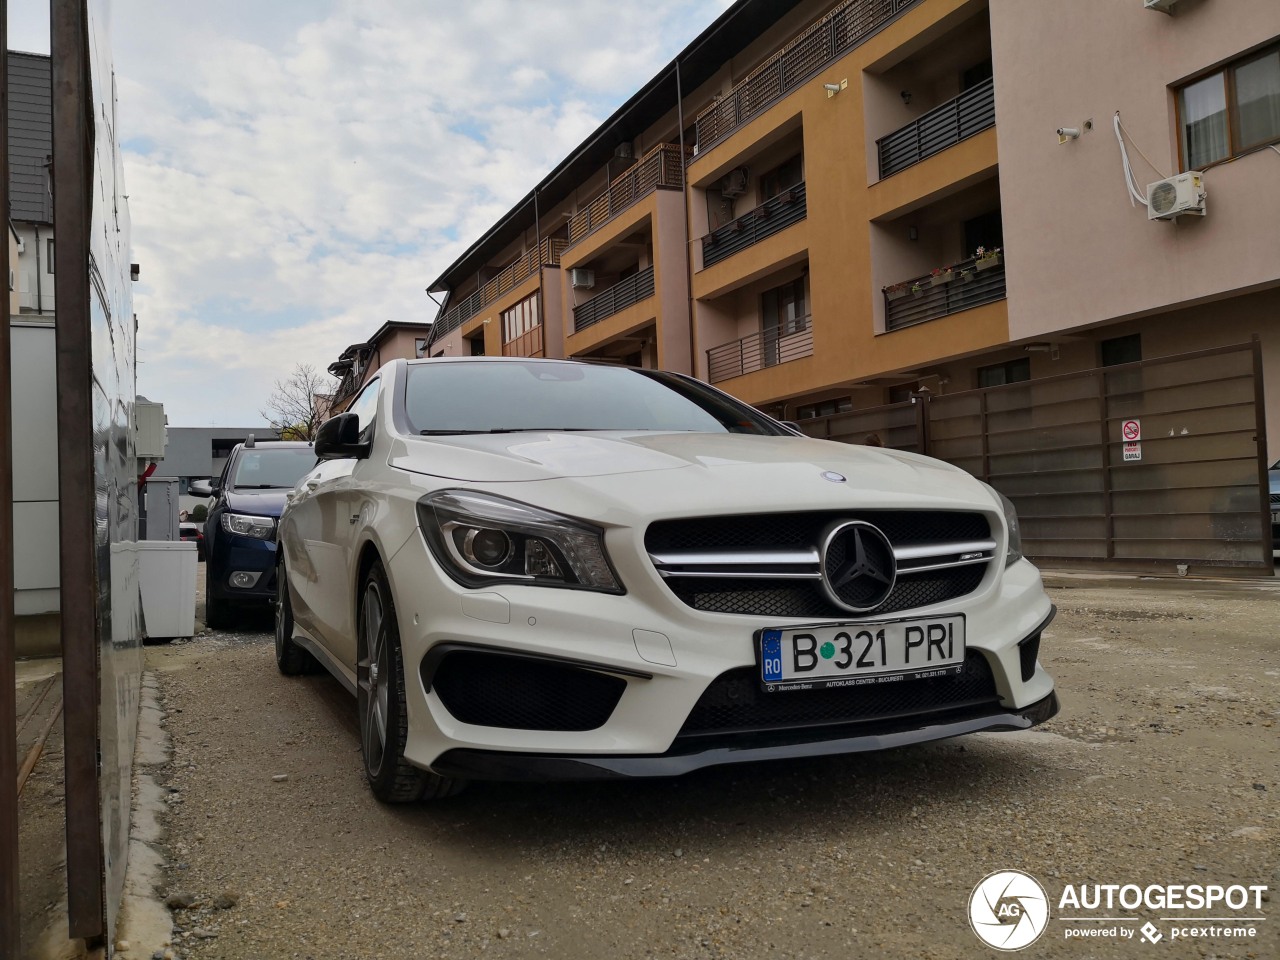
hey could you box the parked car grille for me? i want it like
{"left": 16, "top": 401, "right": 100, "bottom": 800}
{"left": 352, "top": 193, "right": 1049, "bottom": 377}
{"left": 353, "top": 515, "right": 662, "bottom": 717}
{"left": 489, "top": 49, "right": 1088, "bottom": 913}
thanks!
{"left": 646, "top": 511, "right": 993, "bottom": 619}
{"left": 676, "top": 652, "right": 1000, "bottom": 739}
{"left": 429, "top": 650, "right": 626, "bottom": 731}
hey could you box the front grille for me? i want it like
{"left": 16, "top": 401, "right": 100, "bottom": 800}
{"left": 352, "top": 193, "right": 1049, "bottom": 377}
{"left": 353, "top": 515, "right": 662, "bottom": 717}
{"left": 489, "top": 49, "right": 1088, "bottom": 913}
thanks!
{"left": 677, "top": 652, "right": 1000, "bottom": 739}
{"left": 647, "top": 511, "right": 991, "bottom": 619}
{"left": 429, "top": 651, "right": 625, "bottom": 731}
{"left": 647, "top": 511, "right": 990, "bottom": 553}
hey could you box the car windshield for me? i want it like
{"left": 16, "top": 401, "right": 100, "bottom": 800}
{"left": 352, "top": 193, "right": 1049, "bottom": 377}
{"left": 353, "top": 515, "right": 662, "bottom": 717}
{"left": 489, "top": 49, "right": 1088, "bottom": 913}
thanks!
{"left": 403, "top": 361, "right": 787, "bottom": 436}
{"left": 230, "top": 448, "right": 317, "bottom": 489}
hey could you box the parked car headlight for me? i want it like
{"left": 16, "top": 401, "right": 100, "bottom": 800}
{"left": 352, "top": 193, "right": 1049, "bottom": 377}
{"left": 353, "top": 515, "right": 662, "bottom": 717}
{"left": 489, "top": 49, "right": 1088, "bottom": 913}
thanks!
{"left": 417, "top": 490, "right": 622, "bottom": 593}
{"left": 221, "top": 512, "right": 276, "bottom": 540}
{"left": 997, "top": 492, "right": 1023, "bottom": 567}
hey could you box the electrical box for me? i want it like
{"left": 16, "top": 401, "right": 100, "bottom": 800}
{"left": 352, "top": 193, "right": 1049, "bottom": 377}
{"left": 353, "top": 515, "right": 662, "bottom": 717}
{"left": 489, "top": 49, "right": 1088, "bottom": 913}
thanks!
{"left": 135, "top": 398, "right": 167, "bottom": 459}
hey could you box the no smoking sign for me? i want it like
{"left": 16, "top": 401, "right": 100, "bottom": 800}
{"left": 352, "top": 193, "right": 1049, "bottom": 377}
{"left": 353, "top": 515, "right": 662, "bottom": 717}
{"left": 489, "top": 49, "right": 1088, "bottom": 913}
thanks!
{"left": 1122, "top": 419, "right": 1141, "bottom": 442}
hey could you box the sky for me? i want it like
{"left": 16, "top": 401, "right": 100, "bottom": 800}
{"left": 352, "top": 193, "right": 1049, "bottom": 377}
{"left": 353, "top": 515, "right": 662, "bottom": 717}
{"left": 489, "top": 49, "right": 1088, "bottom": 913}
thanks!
{"left": 7, "top": 0, "right": 733, "bottom": 426}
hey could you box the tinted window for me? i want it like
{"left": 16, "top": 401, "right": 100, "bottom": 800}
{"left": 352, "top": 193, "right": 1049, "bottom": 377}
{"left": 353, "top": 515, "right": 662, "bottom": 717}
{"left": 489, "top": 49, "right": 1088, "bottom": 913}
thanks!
{"left": 230, "top": 448, "right": 317, "bottom": 489}
{"left": 404, "top": 361, "right": 785, "bottom": 436}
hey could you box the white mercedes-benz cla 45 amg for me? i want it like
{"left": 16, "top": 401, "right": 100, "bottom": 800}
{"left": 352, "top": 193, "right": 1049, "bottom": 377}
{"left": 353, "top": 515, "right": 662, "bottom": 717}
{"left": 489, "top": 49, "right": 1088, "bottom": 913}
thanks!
{"left": 276, "top": 357, "right": 1058, "bottom": 802}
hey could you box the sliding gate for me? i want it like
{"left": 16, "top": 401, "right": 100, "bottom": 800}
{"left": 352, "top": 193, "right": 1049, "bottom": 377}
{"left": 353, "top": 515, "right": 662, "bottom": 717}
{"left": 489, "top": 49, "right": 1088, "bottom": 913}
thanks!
{"left": 798, "top": 341, "right": 1273, "bottom": 574}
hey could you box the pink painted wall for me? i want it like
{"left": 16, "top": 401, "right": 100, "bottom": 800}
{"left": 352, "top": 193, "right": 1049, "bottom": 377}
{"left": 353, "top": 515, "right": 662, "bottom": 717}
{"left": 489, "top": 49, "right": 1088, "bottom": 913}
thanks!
{"left": 991, "top": 0, "right": 1280, "bottom": 342}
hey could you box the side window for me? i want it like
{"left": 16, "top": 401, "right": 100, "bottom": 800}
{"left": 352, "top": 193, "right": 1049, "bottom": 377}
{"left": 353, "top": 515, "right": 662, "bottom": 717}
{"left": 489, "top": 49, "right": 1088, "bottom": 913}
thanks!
{"left": 347, "top": 378, "right": 380, "bottom": 442}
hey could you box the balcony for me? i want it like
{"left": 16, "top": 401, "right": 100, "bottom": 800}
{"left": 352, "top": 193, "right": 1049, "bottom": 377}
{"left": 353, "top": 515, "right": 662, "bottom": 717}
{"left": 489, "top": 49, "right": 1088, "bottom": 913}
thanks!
{"left": 707, "top": 318, "right": 813, "bottom": 383}
{"left": 694, "top": 0, "right": 919, "bottom": 153}
{"left": 701, "top": 182, "right": 807, "bottom": 269}
{"left": 877, "top": 78, "right": 995, "bottom": 179}
{"left": 883, "top": 253, "right": 1005, "bottom": 331}
{"left": 431, "top": 237, "right": 567, "bottom": 343}
{"left": 572, "top": 266, "right": 656, "bottom": 333}
{"left": 566, "top": 143, "right": 688, "bottom": 248}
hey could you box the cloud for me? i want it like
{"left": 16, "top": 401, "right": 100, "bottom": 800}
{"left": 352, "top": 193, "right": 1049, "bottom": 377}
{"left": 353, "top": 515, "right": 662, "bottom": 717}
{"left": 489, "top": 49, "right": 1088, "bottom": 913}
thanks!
{"left": 98, "top": 0, "right": 729, "bottom": 425}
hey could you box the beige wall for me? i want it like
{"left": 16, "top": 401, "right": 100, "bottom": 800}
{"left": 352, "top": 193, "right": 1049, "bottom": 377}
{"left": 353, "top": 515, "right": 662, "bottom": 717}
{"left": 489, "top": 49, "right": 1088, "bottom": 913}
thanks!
{"left": 992, "top": 0, "right": 1280, "bottom": 341}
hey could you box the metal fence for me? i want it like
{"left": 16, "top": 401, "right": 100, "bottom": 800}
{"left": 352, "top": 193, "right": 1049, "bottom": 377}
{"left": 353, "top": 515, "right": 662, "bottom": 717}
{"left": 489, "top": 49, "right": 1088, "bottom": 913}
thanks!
{"left": 877, "top": 77, "right": 995, "bottom": 179}
{"left": 702, "top": 182, "right": 807, "bottom": 269}
{"left": 567, "top": 143, "right": 687, "bottom": 247}
{"left": 885, "top": 254, "right": 1006, "bottom": 331}
{"left": 573, "top": 266, "right": 656, "bottom": 333}
{"left": 708, "top": 320, "right": 814, "bottom": 383}
{"left": 796, "top": 342, "right": 1273, "bottom": 573}
{"left": 694, "top": 0, "right": 920, "bottom": 153}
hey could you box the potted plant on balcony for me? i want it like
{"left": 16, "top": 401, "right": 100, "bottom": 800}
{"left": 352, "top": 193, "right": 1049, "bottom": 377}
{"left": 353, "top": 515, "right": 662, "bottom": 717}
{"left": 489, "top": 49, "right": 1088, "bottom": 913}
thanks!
{"left": 957, "top": 267, "right": 974, "bottom": 283}
{"left": 884, "top": 281, "right": 910, "bottom": 302}
{"left": 974, "top": 246, "right": 1003, "bottom": 270}
{"left": 910, "top": 282, "right": 924, "bottom": 298}
{"left": 930, "top": 266, "right": 955, "bottom": 286}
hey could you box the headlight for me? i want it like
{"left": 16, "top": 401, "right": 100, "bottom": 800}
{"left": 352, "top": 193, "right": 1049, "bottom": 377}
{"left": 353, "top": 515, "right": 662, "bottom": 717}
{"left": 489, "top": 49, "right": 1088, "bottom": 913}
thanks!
{"left": 221, "top": 512, "right": 276, "bottom": 540}
{"left": 417, "top": 490, "right": 622, "bottom": 593}
{"left": 997, "top": 492, "right": 1023, "bottom": 567}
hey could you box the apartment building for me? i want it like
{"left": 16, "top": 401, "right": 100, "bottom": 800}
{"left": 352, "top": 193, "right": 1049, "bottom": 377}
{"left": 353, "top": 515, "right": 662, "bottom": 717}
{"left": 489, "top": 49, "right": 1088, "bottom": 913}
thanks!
{"left": 414, "top": 0, "right": 1278, "bottom": 569}
{"left": 326, "top": 319, "right": 435, "bottom": 412}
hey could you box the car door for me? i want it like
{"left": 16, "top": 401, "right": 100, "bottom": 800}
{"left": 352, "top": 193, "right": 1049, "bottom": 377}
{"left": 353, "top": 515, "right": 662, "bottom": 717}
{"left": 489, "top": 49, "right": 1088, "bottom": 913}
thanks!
{"left": 281, "top": 456, "right": 354, "bottom": 649}
{"left": 300, "top": 378, "right": 381, "bottom": 671}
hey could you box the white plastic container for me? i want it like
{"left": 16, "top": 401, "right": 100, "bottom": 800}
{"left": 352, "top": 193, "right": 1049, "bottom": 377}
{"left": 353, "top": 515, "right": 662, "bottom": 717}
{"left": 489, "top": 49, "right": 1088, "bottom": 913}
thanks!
{"left": 138, "top": 540, "right": 197, "bottom": 639}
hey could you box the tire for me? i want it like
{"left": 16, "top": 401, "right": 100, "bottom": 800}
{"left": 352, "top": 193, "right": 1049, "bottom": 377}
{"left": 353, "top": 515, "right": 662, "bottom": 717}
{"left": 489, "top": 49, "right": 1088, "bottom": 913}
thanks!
{"left": 205, "top": 568, "right": 232, "bottom": 631}
{"left": 357, "top": 560, "right": 465, "bottom": 803}
{"left": 274, "top": 563, "right": 316, "bottom": 675}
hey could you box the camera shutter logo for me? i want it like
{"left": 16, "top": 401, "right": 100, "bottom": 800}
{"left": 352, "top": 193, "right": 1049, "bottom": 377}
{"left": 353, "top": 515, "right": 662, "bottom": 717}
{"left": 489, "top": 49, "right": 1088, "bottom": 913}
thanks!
{"left": 968, "top": 870, "right": 1051, "bottom": 951}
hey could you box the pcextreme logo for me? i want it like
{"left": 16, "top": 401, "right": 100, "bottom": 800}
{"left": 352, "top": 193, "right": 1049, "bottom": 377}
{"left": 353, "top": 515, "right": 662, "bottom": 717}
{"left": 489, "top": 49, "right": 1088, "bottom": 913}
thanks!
{"left": 968, "top": 870, "right": 1051, "bottom": 951}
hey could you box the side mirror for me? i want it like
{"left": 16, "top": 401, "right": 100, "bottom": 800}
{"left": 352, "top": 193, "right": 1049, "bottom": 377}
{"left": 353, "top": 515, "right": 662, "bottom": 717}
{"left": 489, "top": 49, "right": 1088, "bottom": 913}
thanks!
{"left": 188, "top": 479, "right": 214, "bottom": 497}
{"left": 314, "top": 413, "right": 371, "bottom": 460}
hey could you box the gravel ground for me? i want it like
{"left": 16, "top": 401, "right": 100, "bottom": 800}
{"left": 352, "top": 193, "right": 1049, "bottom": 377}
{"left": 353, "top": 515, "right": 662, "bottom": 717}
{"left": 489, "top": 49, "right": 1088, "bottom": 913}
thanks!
{"left": 128, "top": 571, "right": 1279, "bottom": 960}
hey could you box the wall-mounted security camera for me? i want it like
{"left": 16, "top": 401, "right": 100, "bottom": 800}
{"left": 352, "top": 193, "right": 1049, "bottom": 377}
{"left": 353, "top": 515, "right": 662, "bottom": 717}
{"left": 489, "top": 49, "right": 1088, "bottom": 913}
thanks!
{"left": 1057, "top": 127, "right": 1081, "bottom": 144}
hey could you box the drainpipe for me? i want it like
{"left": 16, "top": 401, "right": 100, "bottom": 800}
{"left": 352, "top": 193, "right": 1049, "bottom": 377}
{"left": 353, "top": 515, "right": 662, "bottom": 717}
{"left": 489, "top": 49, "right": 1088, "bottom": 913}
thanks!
{"left": 33, "top": 224, "right": 43, "bottom": 314}
{"left": 533, "top": 189, "right": 544, "bottom": 358}
{"left": 675, "top": 61, "right": 696, "bottom": 377}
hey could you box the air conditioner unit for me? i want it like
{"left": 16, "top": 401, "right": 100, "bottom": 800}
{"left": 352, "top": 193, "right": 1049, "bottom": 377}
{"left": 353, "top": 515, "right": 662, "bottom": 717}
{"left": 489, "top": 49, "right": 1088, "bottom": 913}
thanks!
{"left": 720, "top": 167, "right": 749, "bottom": 198}
{"left": 1144, "top": 0, "right": 1178, "bottom": 12}
{"left": 1146, "top": 171, "right": 1205, "bottom": 220}
{"left": 569, "top": 268, "right": 595, "bottom": 290}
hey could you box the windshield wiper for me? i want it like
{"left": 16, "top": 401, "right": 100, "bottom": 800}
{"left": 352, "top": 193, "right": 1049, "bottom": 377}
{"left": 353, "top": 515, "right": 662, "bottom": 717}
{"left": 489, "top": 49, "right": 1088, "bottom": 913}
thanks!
{"left": 232, "top": 484, "right": 292, "bottom": 489}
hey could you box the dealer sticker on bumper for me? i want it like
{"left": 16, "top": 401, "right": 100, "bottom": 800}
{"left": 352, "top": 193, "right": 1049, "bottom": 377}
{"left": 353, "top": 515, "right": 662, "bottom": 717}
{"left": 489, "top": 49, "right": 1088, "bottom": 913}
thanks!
{"left": 759, "top": 615, "right": 965, "bottom": 692}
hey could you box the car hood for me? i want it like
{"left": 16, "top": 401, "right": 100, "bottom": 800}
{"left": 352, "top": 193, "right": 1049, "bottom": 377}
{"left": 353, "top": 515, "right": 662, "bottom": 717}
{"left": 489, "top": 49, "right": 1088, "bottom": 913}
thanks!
{"left": 224, "top": 488, "right": 291, "bottom": 517}
{"left": 389, "top": 431, "right": 993, "bottom": 510}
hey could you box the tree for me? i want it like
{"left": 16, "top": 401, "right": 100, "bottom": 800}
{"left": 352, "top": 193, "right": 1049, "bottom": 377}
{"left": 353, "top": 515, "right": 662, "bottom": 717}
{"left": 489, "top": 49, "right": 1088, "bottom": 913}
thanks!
{"left": 261, "top": 362, "right": 336, "bottom": 441}
{"left": 190, "top": 504, "right": 208, "bottom": 522}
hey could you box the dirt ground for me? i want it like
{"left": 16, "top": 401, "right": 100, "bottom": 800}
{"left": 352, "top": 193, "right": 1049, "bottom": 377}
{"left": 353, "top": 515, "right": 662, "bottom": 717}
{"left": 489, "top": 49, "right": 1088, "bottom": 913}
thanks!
{"left": 109, "top": 569, "right": 1280, "bottom": 958}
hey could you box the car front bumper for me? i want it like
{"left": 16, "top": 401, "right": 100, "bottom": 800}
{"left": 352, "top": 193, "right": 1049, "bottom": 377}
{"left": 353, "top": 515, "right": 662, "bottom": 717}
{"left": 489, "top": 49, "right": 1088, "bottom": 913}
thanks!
{"left": 382, "top": 524, "right": 1058, "bottom": 775}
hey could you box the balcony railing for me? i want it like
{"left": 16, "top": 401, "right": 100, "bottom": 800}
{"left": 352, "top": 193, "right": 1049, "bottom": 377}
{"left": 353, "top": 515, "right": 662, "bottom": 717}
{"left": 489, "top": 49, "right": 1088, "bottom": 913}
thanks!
{"left": 883, "top": 254, "right": 1006, "bottom": 332}
{"left": 566, "top": 143, "right": 689, "bottom": 247}
{"left": 701, "top": 182, "right": 807, "bottom": 269}
{"left": 707, "top": 318, "right": 813, "bottom": 383}
{"left": 694, "top": 0, "right": 919, "bottom": 153}
{"left": 572, "top": 265, "right": 656, "bottom": 333}
{"left": 877, "top": 77, "right": 995, "bottom": 179}
{"left": 430, "top": 236, "right": 568, "bottom": 344}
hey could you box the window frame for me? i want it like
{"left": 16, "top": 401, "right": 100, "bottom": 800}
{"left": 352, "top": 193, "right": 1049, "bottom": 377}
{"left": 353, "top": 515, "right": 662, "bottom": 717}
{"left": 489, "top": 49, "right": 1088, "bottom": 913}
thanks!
{"left": 1176, "top": 40, "right": 1280, "bottom": 171}
{"left": 501, "top": 291, "right": 541, "bottom": 344}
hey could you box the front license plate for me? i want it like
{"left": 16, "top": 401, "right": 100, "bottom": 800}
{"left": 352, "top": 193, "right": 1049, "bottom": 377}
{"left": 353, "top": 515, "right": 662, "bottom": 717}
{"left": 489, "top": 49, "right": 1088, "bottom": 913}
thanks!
{"left": 758, "top": 615, "right": 966, "bottom": 692}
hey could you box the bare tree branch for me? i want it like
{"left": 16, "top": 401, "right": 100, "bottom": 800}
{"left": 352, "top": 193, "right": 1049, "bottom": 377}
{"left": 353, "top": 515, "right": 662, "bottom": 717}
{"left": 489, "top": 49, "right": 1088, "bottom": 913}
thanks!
{"left": 260, "top": 363, "right": 336, "bottom": 441}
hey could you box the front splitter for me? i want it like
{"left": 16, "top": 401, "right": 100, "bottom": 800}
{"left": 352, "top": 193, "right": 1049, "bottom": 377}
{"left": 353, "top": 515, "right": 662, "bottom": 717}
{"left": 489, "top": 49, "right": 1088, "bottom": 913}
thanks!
{"left": 429, "top": 691, "right": 1060, "bottom": 782}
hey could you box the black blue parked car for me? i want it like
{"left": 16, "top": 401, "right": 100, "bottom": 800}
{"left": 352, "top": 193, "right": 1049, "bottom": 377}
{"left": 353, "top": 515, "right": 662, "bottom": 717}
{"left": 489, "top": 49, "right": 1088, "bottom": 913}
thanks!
{"left": 188, "top": 439, "right": 317, "bottom": 629}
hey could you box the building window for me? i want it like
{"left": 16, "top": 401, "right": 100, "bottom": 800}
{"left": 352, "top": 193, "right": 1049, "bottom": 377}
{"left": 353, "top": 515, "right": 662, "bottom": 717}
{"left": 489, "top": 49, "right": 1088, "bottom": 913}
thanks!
{"left": 977, "top": 358, "right": 1030, "bottom": 388}
{"left": 760, "top": 154, "right": 803, "bottom": 201}
{"left": 1100, "top": 333, "right": 1142, "bottom": 367}
{"left": 761, "top": 277, "right": 808, "bottom": 338}
{"left": 1179, "top": 42, "right": 1280, "bottom": 170}
{"left": 796, "top": 397, "right": 852, "bottom": 420}
{"left": 501, "top": 292, "right": 540, "bottom": 343}
{"left": 415, "top": 338, "right": 428, "bottom": 358}
{"left": 46, "top": 238, "right": 55, "bottom": 274}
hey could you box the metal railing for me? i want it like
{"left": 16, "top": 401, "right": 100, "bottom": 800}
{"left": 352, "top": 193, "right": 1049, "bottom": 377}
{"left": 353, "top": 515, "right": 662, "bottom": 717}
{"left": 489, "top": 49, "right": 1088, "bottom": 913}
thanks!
{"left": 431, "top": 237, "right": 568, "bottom": 343}
{"left": 694, "top": 0, "right": 919, "bottom": 154}
{"left": 884, "top": 254, "right": 1006, "bottom": 331}
{"left": 707, "top": 318, "right": 813, "bottom": 383}
{"left": 566, "top": 143, "right": 688, "bottom": 247}
{"left": 701, "top": 182, "right": 807, "bottom": 269}
{"left": 877, "top": 78, "right": 995, "bottom": 179}
{"left": 572, "top": 265, "right": 655, "bottom": 333}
